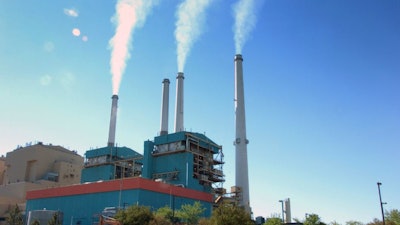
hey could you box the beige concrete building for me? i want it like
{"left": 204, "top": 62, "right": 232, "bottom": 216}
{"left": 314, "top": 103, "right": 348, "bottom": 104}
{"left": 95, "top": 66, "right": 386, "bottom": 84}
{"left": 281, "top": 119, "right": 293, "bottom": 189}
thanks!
{"left": 0, "top": 156, "right": 5, "bottom": 187}
{"left": 0, "top": 142, "right": 84, "bottom": 222}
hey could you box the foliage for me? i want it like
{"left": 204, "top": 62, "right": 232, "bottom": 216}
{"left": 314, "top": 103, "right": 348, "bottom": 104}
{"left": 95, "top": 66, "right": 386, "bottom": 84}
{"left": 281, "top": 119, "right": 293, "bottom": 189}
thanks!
{"left": 47, "top": 212, "right": 62, "bottom": 225}
{"left": 149, "top": 215, "right": 173, "bottom": 225}
{"left": 115, "top": 205, "right": 154, "bottom": 225}
{"left": 176, "top": 201, "right": 205, "bottom": 225}
{"left": 386, "top": 209, "right": 400, "bottom": 225}
{"left": 345, "top": 221, "right": 364, "bottom": 225}
{"left": 304, "top": 214, "right": 326, "bottom": 225}
{"left": 209, "top": 203, "right": 253, "bottom": 225}
{"left": 6, "top": 205, "right": 24, "bottom": 225}
{"left": 154, "top": 206, "right": 174, "bottom": 220}
{"left": 367, "top": 218, "right": 382, "bottom": 225}
{"left": 149, "top": 206, "right": 174, "bottom": 225}
{"left": 31, "top": 220, "right": 40, "bottom": 225}
{"left": 330, "top": 221, "right": 341, "bottom": 225}
{"left": 198, "top": 218, "right": 211, "bottom": 225}
{"left": 263, "top": 217, "right": 282, "bottom": 225}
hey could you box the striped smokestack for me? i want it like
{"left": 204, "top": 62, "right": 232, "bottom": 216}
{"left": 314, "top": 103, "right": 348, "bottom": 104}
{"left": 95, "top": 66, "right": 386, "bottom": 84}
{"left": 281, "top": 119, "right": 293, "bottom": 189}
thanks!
{"left": 107, "top": 95, "right": 118, "bottom": 147}
{"left": 234, "top": 54, "right": 250, "bottom": 213}
{"left": 174, "top": 72, "right": 184, "bottom": 132}
{"left": 160, "top": 78, "right": 170, "bottom": 135}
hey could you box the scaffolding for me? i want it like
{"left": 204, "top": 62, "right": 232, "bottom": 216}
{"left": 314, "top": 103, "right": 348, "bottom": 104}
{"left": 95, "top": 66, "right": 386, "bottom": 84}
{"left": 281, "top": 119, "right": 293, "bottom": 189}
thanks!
{"left": 151, "top": 132, "right": 225, "bottom": 197}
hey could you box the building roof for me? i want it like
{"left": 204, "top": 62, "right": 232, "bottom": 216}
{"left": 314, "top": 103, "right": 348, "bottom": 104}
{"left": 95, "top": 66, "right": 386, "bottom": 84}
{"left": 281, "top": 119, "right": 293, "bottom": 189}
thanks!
{"left": 26, "top": 177, "right": 213, "bottom": 203}
{"left": 9, "top": 142, "right": 80, "bottom": 156}
{"left": 85, "top": 146, "right": 142, "bottom": 159}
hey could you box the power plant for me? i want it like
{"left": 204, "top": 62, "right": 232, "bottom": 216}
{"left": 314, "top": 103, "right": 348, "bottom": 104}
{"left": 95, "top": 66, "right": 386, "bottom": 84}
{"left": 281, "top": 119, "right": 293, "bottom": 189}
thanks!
{"left": 1, "top": 53, "right": 254, "bottom": 225}
{"left": 23, "top": 67, "right": 229, "bottom": 225}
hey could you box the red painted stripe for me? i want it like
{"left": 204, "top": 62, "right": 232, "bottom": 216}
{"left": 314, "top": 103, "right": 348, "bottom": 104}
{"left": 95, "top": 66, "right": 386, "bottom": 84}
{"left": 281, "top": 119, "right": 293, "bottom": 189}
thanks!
{"left": 26, "top": 177, "right": 212, "bottom": 202}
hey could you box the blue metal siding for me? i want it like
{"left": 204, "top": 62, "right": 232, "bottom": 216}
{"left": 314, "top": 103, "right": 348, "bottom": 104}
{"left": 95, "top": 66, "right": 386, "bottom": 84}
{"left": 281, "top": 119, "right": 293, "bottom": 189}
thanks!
{"left": 81, "top": 165, "right": 114, "bottom": 182}
{"left": 154, "top": 132, "right": 186, "bottom": 145}
{"left": 85, "top": 146, "right": 142, "bottom": 159}
{"left": 26, "top": 189, "right": 212, "bottom": 225}
{"left": 142, "top": 141, "right": 154, "bottom": 179}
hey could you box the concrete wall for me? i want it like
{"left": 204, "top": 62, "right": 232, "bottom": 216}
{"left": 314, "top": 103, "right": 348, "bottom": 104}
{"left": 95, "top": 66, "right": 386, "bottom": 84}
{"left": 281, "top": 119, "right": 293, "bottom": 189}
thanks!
{"left": 0, "top": 143, "right": 84, "bottom": 221}
{"left": 4, "top": 143, "right": 83, "bottom": 184}
{"left": 0, "top": 157, "right": 5, "bottom": 185}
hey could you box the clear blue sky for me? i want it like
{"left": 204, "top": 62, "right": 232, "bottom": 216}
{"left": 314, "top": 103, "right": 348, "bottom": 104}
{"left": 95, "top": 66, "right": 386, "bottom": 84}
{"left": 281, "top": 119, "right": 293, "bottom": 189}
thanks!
{"left": 0, "top": 0, "right": 399, "bottom": 223}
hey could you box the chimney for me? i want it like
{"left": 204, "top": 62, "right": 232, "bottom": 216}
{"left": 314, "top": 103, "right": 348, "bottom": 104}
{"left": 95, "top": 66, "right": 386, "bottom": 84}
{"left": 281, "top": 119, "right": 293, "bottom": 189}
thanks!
{"left": 174, "top": 72, "right": 184, "bottom": 132}
{"left": 160, "top": 78, "right": 170, "bottom": 135}
{"left": 107, "top": 95, "right": 118, "bottom": 147}
{"left": 285, "top": 198, "right": 292, "bottom": 223}
{"left": 234, "top": 54, "right": 250, "bottom": 213}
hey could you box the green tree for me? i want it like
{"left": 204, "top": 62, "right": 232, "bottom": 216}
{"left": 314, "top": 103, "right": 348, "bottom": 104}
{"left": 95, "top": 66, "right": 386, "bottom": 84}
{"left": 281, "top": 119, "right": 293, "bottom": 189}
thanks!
{"left": 115, "top": 205, "right": 154, "bottom": 225}
{"left": 386, "top": 209, "right": 400, "bottom": 225}
{"left": 47, "top": 212, "right": 62, "bottom": 225}
{"left": 6, "top": 205, "right": 24, "bottom": 225}
{"left": 176, "top": 201, "right": 205, "bottom": 225}
{"left": 367, "top": 218, "right": 382, "bottom": 225}
{"left": 345, "top": 221, "right": 364, "bottom": 225}
{"left": 330, "top": 221, "right": 341, "bottom": 225}
{"left": 150, "top": 206, "right": 174, "bottom": 225}
{"left": 31, "top": 220, "right": 40, "bottom": 225}
{"left": 209, "top": 203, "right": 253, "bottom": 225}
{"left": 304, "top": 214, "right": 326, "bottom": 225}
{"left": 263, "top": 217, "right": 282, "bottom": 225}
{"left": 149, "top": 215, "right": 173, "bottom": 225}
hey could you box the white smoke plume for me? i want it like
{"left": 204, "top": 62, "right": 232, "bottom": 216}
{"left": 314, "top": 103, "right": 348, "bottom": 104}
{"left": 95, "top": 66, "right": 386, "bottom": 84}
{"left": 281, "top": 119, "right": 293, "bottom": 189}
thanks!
{"left": 175, "top": 0, "right": 213, "bottom": 72}
{"left": 233, "top": 0, "right": 257, "bottom": 54}
{"left": 109, "top": 0, "right": 157, "bottom": 94}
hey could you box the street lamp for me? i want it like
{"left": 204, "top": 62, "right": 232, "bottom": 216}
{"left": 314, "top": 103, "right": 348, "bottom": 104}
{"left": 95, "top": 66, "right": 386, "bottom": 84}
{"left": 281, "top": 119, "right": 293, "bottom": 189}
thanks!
{"left": 279, "top": 200, "right": 285, "bottom": 223}
{"left": 377, "top": 182, "right": 386, "bottom": 225}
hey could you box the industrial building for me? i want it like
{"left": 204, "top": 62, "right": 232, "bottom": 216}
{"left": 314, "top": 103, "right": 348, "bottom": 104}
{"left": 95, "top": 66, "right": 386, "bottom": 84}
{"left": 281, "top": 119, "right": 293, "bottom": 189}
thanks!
{"left": 20, "top": 52, "right": 254, "bottom": 225}
{"left": 26, "top": 131, "right": 224, "bottom": 225}
{"left": 0, "top": 143, "right": 83, "bottom": 222}
{"left": 25, "top": 71, "right": 226, "bottom": 225}
{"left": 81, "top": 146, "right": 143, "bottom": 183}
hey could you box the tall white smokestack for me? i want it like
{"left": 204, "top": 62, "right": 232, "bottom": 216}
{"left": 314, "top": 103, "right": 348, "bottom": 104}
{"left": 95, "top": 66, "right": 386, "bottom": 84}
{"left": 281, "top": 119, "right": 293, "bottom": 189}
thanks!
{"left": 234, "top": 54, "right": 250, "bottom": 213}
{"left": 107, "top": 95, "right": 119, "bottom": 147}
{"left": 174, "top": 72, "right": 184, "bottom": 132}
{"left": 285, "top": 198, "right": 292, "bottom": 223}
{"left": 160, "top": 78, "right": 170, "bottom": 135}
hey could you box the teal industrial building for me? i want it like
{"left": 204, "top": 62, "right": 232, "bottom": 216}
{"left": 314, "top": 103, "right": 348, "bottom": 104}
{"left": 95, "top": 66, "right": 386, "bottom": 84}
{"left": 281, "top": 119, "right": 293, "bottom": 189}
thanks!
{"left": 25, "top": 131, "right": 224, "bottom": 225}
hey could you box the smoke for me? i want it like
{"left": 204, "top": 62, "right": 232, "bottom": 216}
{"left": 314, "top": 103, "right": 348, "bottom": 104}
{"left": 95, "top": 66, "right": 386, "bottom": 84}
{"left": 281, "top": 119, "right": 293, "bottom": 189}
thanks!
{"left": 109, "top": 0, "right": 157, "bottom": 94}
{"left": 175, "top": 0, "right": 213, "bottom": 72}
{"left": 233, "top": 0, "right": 257, "bottom": 54}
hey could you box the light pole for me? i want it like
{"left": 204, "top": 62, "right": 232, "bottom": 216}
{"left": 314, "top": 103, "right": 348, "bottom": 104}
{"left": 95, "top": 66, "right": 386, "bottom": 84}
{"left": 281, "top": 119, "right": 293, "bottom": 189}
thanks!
{"left": 279, "top": 200, "right": 285, "bottom": 223}
{"left": 377, "top": 182, "right": 386, "bottom": 225}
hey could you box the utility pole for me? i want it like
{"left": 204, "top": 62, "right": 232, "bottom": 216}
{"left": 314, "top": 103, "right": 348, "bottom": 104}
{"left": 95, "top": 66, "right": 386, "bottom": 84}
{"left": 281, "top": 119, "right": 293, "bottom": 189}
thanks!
{"left": 377, "top": 182, "right": 386, "bottom": 225}
{"left": 279, "top": 200, "right": 285, "bottom": 223}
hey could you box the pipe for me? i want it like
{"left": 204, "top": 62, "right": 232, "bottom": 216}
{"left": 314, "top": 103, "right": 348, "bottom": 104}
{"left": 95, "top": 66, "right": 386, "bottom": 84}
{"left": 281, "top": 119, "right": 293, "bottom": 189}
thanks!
{"left": 107, "top": 95, "right": 118, "bottom": 147}
{"left": 160, "top": 78, "right": 170, "bottom": 135}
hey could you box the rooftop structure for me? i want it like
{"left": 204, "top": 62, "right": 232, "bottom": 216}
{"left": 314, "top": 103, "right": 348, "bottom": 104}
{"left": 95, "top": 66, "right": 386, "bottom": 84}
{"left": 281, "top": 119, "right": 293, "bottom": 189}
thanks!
{"left": 142, "top": 131, "right": 224, "bottom": 194}
{"left": 81, "top": 146, "right": 143, "bottom": 183}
